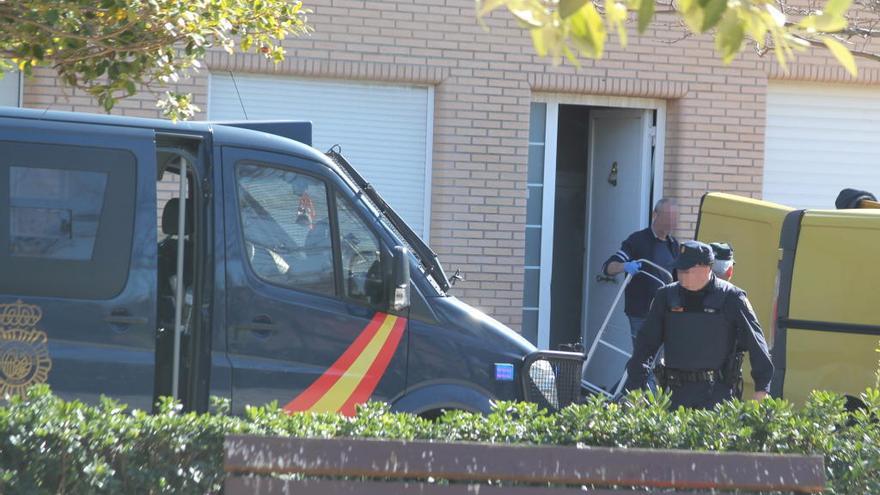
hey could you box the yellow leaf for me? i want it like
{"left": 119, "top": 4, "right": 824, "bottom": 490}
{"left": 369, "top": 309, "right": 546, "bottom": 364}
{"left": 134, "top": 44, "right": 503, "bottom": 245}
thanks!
{"left": 765, "top": 4, "right": 786, "bottom": 27}
{"left": 560, "top": 0, "right": 588, "bottom": 19}
{"left": 715, "top": 9, "right": 744, "bottom": 64}
{"left": 744, "top": 12, "right": 768, "bottom": 48}
{"left": 770, "top": 29, "right": 789, "bottom": 72}
{"left": 569, "top": 2, "right": 607, "bottom": 57}
{"left": 813, "top": 14, "right": 848, "bottom": 32}
{"left": 823, "top": 0, "right": 853, "bottom": 17}
{"left": 797, "top": 13, "right": 847, "bottom": 33}
{"left": 822, "top": 36, "right": 858, "bottom": 76}
{"left": 530, "top": 25, "right": 551, "bottom": 56}
{"left": 605, "top": 0, "right": 629, "bottom": 46}
{"left": 677, "top": 0, "right": 705, "bottom": 33}
{"left": 508, "top": 0, "right": 551, "bottom": 27}
{"left": 477, "top": 0, "right": 509, "bottom": 18}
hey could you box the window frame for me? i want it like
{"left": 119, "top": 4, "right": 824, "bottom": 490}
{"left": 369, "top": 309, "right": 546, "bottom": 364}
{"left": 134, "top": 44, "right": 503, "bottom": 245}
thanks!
{"left": 233, "top": 159, "right": 340, "bottom": 299}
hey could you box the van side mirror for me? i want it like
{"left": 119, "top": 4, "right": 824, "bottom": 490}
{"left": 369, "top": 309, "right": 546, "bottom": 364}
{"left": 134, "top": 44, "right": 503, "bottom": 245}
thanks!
{"left": 390, "top": 246, "right": 411, "bottom": 312}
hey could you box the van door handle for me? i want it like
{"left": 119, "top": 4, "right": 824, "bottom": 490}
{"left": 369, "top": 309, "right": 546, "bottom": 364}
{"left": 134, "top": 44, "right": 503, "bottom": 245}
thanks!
{"left": 234, "top": 315, "right": 278, "bottom": 337}
{"left": 104, "top": 310, "right": 148, "bottom": 326}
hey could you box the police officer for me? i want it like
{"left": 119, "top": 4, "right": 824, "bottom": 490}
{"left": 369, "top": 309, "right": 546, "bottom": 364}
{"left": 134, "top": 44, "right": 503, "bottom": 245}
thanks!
{"left": 623, "top": 240, "right": 773, "bottom": 409}
{"left": 710, "top": 242, "right": 734, "bottom": 281}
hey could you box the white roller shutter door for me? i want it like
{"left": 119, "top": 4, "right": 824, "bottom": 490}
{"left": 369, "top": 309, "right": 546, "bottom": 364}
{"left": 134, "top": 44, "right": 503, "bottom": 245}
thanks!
{"left": 209, "top": 73, "right": 432, "bottom": 238}
{"left": 764, "top": 81, "right": 880, "bottom": 208}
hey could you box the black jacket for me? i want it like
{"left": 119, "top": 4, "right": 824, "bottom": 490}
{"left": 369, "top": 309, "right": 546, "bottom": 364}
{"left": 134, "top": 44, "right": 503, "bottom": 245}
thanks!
{"left": 602, "top": 227, "right": 679, "bottom": 317}
{"left": 624, "top": 276, "right": 774, "bottom": 393}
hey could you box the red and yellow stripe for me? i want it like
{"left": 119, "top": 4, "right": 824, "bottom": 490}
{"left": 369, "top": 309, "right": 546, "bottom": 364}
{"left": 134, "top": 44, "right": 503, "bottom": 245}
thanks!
{"left": 283, "top": 312, "right": 407, "bottom": 416}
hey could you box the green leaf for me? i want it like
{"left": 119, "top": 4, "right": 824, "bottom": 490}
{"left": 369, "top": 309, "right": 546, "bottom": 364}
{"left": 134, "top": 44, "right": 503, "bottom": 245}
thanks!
{"left": 560, "top": 0, "right": 588, "bottom": 19}
{"left": 715, "top": 9, "right": 744, "bottom": 64}
{"left": 638, "top": 0, "right": 655, "bottom": 33}
{"left": 569, "top": 2, "right": 607, "bottom": 57}
{"left": 822, "top": 36, "right": 857, "bottom": 76}
{"left": 699, "top": 0, "right": 727, "bottom": 32}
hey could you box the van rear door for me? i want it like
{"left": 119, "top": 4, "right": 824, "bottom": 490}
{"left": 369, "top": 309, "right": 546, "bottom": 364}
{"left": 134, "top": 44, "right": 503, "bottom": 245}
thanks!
{"left": 0, "top": 118, "right": 158, "bottom": 409}
{"left": 695, "top": 193, "right": 792, "bottom": 395}
{"left": 775, "top": 209, "right": 880, "bottom": 405}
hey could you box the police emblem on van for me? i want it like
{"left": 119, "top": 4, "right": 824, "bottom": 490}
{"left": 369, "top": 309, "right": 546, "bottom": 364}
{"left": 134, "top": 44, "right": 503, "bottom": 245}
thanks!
{"left": 0, "top": 300, "right": 52, "bottom": 398}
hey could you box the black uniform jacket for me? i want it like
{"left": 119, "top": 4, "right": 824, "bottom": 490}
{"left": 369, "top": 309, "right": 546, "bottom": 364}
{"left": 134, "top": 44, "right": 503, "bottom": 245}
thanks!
{"left": 624, "top": 275, "right": 774, "bottom": 393}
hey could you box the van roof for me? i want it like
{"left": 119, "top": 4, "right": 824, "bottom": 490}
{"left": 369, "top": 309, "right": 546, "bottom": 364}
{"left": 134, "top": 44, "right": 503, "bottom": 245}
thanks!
{"left": 0, "top": 107, "right": 328, "bottom": 163}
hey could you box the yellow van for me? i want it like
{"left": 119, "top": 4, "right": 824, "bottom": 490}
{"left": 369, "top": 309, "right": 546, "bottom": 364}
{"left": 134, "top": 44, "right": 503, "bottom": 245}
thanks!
{"left": 696, "top": 192, "right": 880, "bottom": 407}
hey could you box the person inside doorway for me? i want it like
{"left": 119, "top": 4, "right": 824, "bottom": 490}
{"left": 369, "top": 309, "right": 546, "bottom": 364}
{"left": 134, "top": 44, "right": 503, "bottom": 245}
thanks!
{"left": 602, "top": 198, "right": 680, "bottom": 347}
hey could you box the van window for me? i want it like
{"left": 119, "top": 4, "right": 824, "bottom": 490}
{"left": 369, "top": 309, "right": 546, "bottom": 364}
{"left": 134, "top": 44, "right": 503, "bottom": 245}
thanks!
{"left": 336, "top": 193, "right": 383, "bottom": 306}
{"left": 10, "top": 167, "right": 107, "bottom": 260}
{"left": 0, "top": 142, "right": 136, "bottom": 300}
{"left": 236, "top": 163, "right": 335, "bottom": 295}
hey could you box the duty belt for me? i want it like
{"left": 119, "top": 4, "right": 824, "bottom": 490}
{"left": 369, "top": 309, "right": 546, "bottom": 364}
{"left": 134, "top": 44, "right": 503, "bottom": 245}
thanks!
{"left": 659, "top": 367, "right": 719, "bottom": 383}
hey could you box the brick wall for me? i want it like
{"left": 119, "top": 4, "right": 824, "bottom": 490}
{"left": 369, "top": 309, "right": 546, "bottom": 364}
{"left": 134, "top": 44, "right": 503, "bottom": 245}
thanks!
{"left": 22, "top": 0, "right": 880, "bottom": 331}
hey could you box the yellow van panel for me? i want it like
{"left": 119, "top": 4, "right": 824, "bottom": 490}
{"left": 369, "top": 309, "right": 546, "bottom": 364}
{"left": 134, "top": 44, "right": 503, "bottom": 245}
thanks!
{"left": 784, "top": 209, "right": 880, "bottom": 404}
{"left": 783, "top": 330, "right": 877, "bottom": 405}
{"left": 697, "top": 193, "right": 792, "bottom": 347}
{"left": 790, "top": 210, "right": 880, "bottom": 325}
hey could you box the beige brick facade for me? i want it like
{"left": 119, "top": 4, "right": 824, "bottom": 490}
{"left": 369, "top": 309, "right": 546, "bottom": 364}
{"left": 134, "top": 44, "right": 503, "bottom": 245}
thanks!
{"left": 21, "top": 1, "right": 880, "bottom": 332}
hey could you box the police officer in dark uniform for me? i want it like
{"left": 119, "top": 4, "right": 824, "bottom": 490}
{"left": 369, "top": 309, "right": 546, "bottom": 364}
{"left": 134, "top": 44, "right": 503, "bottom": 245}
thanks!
{"left": 623, "top": 241, "right": 773, "bottom": 409}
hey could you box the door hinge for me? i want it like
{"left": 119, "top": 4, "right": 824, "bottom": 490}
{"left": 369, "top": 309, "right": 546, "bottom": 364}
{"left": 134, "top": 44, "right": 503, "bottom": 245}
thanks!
{"left": 649, "top": 126, "right": 657, "bottom": 147}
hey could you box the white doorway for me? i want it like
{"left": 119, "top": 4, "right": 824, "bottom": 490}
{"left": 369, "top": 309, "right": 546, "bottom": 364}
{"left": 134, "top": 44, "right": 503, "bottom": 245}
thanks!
{"left": 524, "top": 96, "right": 665, "bottom": 385}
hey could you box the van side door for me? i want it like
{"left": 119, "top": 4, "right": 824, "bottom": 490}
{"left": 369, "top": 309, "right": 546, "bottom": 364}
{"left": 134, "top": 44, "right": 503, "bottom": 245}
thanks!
{"left": 0, "top": 119, "right": 157, "bottom": 409}
{"left": 222, "top": 147, "right": 407, "bottom": 415}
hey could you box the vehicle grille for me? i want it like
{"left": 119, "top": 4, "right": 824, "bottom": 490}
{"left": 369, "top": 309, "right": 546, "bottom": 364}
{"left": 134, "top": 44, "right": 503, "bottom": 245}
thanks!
{"left": 521, "top": 351, "right": 583, "bottom": 411}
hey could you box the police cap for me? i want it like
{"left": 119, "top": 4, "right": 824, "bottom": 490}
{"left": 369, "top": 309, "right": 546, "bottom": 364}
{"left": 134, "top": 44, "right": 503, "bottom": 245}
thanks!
{"left": 674, "top": 240, "right": 715, "bottom": 270}
{"left": 709, "top": 242, "right": 734, "bottom": 262}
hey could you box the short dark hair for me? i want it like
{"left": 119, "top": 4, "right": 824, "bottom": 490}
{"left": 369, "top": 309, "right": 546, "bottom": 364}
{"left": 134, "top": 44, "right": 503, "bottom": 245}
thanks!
{"left": 653, "top": 198, "right": 677, "bottom": 214}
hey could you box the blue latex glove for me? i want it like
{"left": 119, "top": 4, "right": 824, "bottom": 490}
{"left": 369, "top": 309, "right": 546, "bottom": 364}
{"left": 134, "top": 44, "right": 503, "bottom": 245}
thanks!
{"left": 623, "top": 260, "right": 642, "bottom": 275}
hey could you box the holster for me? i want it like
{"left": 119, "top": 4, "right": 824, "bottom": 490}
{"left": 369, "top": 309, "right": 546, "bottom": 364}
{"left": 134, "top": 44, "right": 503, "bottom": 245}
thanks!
{"left": 721, "top": 352, "right": 745, "bottom": 399}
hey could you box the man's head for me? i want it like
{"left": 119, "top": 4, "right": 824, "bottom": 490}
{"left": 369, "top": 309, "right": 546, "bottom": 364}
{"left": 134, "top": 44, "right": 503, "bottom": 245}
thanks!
{"left": 651, "top": 198, "right": 679, "bottom": 236}
{"left": 674, "top": 240, "right": 715, "bottom": 290}
{"left": 710, "top": 242, "right": 735, "bottom": 280}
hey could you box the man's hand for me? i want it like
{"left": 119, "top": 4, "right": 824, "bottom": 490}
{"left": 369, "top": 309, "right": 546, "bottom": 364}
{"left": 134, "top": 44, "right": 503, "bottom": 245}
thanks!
{"left": 623, "top": 261, "right": 642, "bottom": 275}
{"left": 752, "top": 391, "right": 769, "bottom": 401}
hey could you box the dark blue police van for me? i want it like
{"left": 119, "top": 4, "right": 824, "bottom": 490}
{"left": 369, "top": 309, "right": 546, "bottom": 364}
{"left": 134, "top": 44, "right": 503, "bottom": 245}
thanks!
{"left": 0, "top": 108, "right": 581, "bottom": 416}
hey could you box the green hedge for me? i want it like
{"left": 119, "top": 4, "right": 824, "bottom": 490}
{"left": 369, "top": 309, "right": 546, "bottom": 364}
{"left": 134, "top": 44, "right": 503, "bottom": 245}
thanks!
{"left": 1, "top": 386, "right": 879, "bottom": 494}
